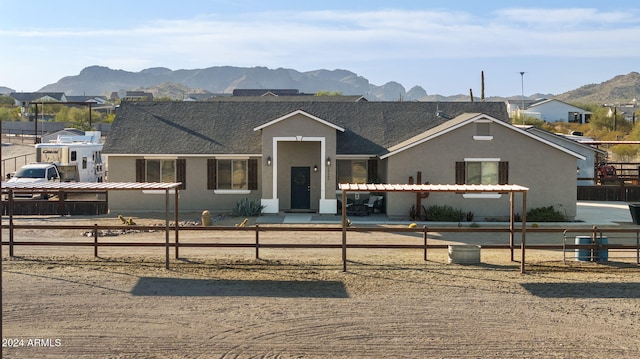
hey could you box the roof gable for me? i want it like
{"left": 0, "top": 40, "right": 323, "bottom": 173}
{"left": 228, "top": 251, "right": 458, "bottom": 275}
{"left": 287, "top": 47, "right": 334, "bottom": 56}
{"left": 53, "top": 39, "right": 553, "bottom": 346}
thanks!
{"left": 381, "top": 113, "right": 586, "bottom": 160}
{"left": 253, "top": 109, "right": 345, "bottom": 132}
{"left": 10, "top": 92, "right": 67, "bottom": 102}
{"left": 528, "top": 98, "right": 589, "bottom": 112}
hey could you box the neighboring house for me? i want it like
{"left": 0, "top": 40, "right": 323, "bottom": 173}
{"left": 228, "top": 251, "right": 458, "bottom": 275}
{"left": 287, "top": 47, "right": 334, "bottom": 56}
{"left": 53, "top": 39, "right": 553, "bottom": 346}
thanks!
{"left": 123, "top": 91, "right": 153, "bottom": 101}
{"left": 183, "top": 93, "right": 221, "bottom": 101}
{"left": 505, "top": 98, "right": 542, "bottom": 118}
{"left": 525, "top": 99, "right": 591, "bottom": 124}
{"left": 605, "top": 104, "right": 639, "bottom": 123}
{"left": 207, "top": 95, "right": 368, "bottom": 103}
{"left": 9, "top": 92, "right": 68, "bottom": 107}
{"left": 232, "top": 89, "right": 308, "bottom": 96}
{"left": 1, "top": 121, "right": 112, "bottom": 138}
{"left": 103, "top": 101, "right": 584, "bottom": 220}
{"left": 66, "top": 95, "right": 109, "bottom": 105}
{"left": 519, "top": 126, "right": 606, "bottom": 186}
{"left": 41, "top": 128, "right": 86, "bottom": 144}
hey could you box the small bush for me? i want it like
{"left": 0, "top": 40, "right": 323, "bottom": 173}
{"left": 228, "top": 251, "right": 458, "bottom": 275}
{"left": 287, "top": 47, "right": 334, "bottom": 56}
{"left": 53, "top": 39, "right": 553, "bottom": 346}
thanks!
{"left": 425, "top": 204, "right": 465, "bottom": 222}
{"left": 526, "top": 206, "right": 566, "bottom": 222}
{"left": 232, "top": 198, "right": 265, "bottom": 217}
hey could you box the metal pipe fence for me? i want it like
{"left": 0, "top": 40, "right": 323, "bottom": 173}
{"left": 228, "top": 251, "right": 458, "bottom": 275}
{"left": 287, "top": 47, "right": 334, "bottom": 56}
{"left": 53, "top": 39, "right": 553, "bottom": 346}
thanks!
{"left": 2, "top": 223, "right": 639, "bottom": 270}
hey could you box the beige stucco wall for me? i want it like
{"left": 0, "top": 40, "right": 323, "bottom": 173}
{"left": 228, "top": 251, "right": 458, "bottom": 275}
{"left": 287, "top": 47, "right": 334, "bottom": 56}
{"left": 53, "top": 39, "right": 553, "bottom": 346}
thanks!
{"left": 106, "top": 156, "right": 262, "bottom": 213}
{"left": 259, "top": 113, "right": 338, "bottom": 212}
{"left": 385, "top": 121, "right": 579, "bottom": 220}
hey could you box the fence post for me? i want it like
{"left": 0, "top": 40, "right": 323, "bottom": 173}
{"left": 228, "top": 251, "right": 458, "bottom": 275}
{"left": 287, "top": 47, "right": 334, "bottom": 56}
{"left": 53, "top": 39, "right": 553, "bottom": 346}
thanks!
{"left": 423, "top": 226, "right": 428, "bottom": 261}
{"left": 591, "top": 226, "right": 598, "bottom": 262}
{"left": 636, "top": 230, "right": 639, "bottom": 265}
{"left": 255, "top": 224, "right": 260, "bottom": 259}
{"left": 9, "top": 190, "right": 14, "bottom": 257}
{"left": 94, "top": 224, "right": 98, "bottom": 257}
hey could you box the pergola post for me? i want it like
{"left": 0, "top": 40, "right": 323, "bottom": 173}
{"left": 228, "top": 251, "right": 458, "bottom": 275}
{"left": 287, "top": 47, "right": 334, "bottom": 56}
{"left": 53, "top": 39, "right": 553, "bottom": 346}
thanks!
{"left": 165, "top": 189, "right": 170, "bottom": 269}
{"left": 521, "top": 191, "right": 527, "bottom": 274}
{"left": 341, "top": 188, "right": 347, "bottom": 272}
{"left": 175, "top": 188, "right": 179, "bottom": 259}
{"left": 510, "top": 192, "right": 515, "bottom": 261}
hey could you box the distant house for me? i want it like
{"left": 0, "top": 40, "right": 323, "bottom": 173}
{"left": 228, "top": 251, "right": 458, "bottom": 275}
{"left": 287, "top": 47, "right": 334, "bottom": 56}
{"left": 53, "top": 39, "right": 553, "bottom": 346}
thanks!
{"left": 9, "top": 92, "right": 67, "bottom": 107}
{"left": 123, "top": 91, "right": 153, "bottom": 101}
{"left": 525, "top": 99, "right": 591, "bottom": 124}
{"left": 232, "top": 89, "right": 308, "bottom": 97}
{"left": 183, "top": 93, "right": 220, "bottom": 102}
{"left": 40, "top": 128, "right": 86, "bottom": 144}
{"left": 605, "top": 104, "right": 639, "bottom": 123}
{"left": 505, "top": 98, "right": 541, "bottom": 118}
{"left": 66, "top": 95, "right": 109, "bottom": 105}
{"left": 103, "top": 100, "right": 584, "bottom": 220}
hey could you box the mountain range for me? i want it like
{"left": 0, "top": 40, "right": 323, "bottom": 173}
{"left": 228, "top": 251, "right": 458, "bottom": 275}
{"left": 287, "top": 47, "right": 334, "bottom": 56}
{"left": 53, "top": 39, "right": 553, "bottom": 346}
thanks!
{"left": 3, "top": 65, "right": 640, "bottom": 104}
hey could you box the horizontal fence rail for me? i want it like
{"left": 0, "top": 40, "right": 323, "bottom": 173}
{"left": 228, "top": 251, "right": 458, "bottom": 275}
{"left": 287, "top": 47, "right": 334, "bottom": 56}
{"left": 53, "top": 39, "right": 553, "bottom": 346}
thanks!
{"left": 2, "top": 223, "right": 639, "bottom": 271}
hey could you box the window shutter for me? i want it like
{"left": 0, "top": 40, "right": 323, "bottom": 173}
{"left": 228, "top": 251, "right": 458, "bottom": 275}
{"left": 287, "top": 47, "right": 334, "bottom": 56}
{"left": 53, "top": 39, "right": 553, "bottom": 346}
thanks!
{"left": 136, "top": 159, "right": 145, "bottom": 182}
{"left": 367, "top": 159, "right": 378, "bottom": 183}
{"left": 498, "top": 161, "right": 509, "bottom": 184}
{"left": 455, "top": 161, "right": 465, "bottom": 185}
{"left": 207, "top": 159, "right": 217, "bottom": 190}
{"left": 248, "top": 159, "right": 258, "bottom": 190}
{"left": 176, "top": 159, "right": 186, "bottom": 190}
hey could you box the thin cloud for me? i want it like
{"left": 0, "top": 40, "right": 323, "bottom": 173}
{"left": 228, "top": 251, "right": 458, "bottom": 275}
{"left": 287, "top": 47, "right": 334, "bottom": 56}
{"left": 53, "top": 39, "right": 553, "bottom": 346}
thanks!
{"left": 496, "top": 7, "right": 640, "bottom": 27}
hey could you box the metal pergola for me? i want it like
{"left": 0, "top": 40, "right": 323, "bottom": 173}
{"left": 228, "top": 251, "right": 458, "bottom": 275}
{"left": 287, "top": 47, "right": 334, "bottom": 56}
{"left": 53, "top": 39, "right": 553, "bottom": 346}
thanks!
{"left": 339, "top": 183, "right": 530, "bottom": 273}
{"left": 1, "top": 181, "right": 182, "bottom": 268}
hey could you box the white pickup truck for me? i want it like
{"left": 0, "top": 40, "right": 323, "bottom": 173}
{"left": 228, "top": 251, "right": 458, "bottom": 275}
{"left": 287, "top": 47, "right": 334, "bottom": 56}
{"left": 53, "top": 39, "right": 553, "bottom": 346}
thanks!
{"left": 6, "top": 163, "right": 61, "bottom": 199}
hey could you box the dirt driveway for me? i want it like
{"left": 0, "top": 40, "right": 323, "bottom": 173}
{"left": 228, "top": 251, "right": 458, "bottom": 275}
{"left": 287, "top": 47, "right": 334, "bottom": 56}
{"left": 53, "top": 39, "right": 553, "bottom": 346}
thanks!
{"left": 2, "top": 215, "right": 640, "bottom": 358}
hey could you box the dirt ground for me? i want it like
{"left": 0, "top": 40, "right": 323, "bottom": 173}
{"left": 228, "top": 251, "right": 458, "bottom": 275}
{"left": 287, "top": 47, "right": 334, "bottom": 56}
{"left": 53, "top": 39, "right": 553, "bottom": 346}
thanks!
{"left": 1, "top": 214, "right": 639, "bottom": 358}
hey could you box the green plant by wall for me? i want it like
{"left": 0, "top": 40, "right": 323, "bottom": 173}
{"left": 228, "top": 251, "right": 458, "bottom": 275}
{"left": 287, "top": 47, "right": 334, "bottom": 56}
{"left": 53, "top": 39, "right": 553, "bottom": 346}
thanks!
{"left": 425, "top": 204, "right": 465, "bottom": 222}
{"left": 232, "top": 198, "right": 265, "bottom": 217}
{"left": 526, "top": 206, "right": 567, "bottom": 222}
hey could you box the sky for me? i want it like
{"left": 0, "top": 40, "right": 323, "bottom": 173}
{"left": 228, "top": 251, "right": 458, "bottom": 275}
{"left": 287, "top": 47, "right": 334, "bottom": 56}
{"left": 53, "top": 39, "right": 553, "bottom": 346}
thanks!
{"left": 1, "top": 0, "right": 639, "bottom": 97}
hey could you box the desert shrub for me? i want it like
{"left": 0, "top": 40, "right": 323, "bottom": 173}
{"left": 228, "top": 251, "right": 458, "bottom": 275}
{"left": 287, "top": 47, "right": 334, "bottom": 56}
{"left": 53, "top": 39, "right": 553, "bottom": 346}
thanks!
{"left": 425, "top": 204, "right": 464, "bottom": 221}
{"left": 232, "top": 198, "right": 265, "bottom": 217}
{"left": 526, "top": 206, "right": 566, "bottom": 222}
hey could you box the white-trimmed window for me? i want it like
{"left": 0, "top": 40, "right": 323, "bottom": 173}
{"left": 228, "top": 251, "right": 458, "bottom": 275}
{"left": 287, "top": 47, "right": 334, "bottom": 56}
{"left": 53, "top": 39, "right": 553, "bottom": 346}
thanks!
{"left": 456, "top": 159, "right": 508, "bottom": 185}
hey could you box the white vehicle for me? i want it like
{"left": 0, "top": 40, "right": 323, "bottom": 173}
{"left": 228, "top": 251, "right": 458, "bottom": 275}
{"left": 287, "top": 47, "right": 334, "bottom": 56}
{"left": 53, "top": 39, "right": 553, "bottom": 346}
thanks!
{"left": 35, "top": 131, "right": 104, "bottom": 182}
{"left": 6, "top": 162, "right": 61, "bottom": 199}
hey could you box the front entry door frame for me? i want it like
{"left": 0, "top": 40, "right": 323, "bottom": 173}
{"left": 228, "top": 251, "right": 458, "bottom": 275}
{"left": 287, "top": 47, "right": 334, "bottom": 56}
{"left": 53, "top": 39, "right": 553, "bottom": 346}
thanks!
{"left": 263, "top": 136, "right": 336, "bottom": 214}
{"left": 271, "top": 136, "right": 327, "bottom": 202}
{"left": 290, "top": 166, "right": 311, "bottom": 209}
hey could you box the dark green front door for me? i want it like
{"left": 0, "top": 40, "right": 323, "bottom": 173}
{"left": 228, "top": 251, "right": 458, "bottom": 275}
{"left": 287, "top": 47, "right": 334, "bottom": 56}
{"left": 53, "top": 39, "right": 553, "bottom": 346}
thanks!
{"left": 291, "top": 167, "right": 310, "bottom": 210}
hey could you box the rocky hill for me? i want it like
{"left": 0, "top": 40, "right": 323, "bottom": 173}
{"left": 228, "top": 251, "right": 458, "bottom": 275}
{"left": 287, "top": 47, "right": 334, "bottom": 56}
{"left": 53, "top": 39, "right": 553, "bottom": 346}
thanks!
{"left": 555, "top": 72, "right": 640, "bottom": 105}
{"left": 38, "top": 66, "right": 427, "bottom": 102}
{"left": 18, "top": 66, "right": 640, "bottom": 104}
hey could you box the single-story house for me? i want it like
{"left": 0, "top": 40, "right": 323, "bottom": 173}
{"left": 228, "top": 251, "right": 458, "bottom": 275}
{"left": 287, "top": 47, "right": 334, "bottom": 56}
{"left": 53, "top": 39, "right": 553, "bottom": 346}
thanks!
{"left": 103, "top": 100, "right": 584, "bottom": 220}
{"left": 9, "top": 92, "right": 68, "bottom": 107}
{"left": 524, "top": 99, "right": 591, "bottom": 124}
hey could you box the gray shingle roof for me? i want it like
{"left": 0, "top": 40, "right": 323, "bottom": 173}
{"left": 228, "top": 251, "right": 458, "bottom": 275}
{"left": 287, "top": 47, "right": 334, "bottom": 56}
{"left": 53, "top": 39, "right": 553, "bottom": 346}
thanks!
{"left": 9, "top": 92, "right": 66, "bottom": 102}
{"left": 103, "top": 101, "right": 508, "bottom": 156}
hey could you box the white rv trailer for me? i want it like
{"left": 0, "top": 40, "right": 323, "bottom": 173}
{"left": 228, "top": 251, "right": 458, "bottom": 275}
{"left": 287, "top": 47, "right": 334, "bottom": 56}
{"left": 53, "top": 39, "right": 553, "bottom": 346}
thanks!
{"left": 35, "top": 131, "right": 104, "bottom": 182}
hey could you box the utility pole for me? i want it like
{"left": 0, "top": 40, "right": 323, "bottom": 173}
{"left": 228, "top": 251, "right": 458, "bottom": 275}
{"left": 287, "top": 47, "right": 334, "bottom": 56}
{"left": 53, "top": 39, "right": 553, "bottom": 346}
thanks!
{"left": 520, "top": 72, "right": 526, "bottom": 125}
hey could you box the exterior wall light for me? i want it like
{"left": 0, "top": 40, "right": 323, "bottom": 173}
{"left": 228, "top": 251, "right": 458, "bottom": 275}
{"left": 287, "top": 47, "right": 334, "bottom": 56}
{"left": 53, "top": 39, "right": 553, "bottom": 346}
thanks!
{"left": 266, "top": 156, "right": 272, "bottom": 166}
{"left": 326, "top": 157, "right": 331, "bottom": 167}
{"left": 313, "top": 165, "right": 318, "bottom": 172}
